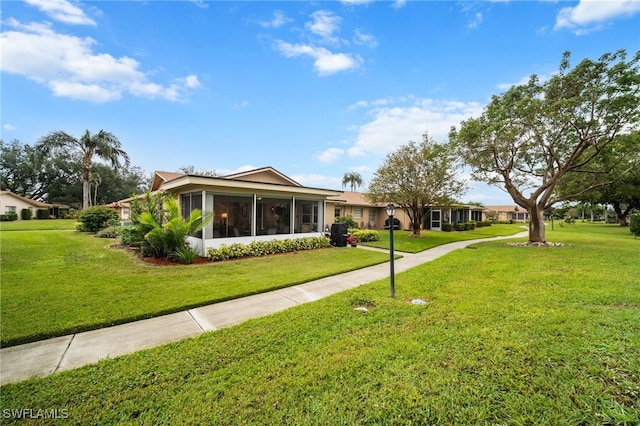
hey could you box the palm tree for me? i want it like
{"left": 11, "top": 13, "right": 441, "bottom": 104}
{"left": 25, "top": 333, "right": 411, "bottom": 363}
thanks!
{"left": 90, "top": 171, "right": 102, "bottom": 206}
{"left": 38, "top": 130, "right": 130, "bottom": 210}
{"left": 342, "top": 172, "right": 363, "bottom": 192}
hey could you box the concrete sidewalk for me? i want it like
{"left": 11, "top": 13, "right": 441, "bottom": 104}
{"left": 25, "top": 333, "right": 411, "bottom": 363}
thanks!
{"left": 0, "top": 231, "right": 527, "bottom": 385}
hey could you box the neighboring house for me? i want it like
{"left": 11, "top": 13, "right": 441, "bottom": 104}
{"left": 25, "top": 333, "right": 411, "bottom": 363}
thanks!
{"left": 107, "top": 201, "right": 131, "bottom": 221}
{"left": 326, "top": 191, "right": 404, "bottom": 229}
{"left": 326, "top": 192, "right": 485, "bottom": 232}
{"left": 484, "top": 205, "right": 530, "bottom": 222}
{"left": 128, "top": 167, "right": 342, "bottom": 253}
{"left": 0, "top": 191, "right": 68, "bottom": 219}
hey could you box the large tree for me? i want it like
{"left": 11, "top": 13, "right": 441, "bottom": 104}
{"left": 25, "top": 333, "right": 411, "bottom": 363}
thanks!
{"left": 1, "top": 139, "right": 80, "bottom": 201}
{"left": 342, "top": 172, "right": 364, "bottom": 192}
{"left": 555, "top": 131, "right": 640, "bottom": 226}
{"left": 451, "top": 50, "right": 640, "bottom": 243}
{"left": 367, "top": 133, "right": 466, "bottom": 237}
{"left": 37, "top": 130, "right": 130, "bottom": 210}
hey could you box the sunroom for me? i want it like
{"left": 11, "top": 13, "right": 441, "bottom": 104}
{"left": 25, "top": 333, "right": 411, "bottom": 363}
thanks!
{"left": 150, "top": 168, "right": 342, "bottom": 254}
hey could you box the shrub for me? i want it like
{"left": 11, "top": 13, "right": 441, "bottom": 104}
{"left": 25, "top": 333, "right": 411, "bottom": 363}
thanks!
{"left": 350, "top": 229, "right": 380, "bottom": 242}
{"left": 21, "top": 209, "right": 32, "bottom": 220}
{"left": 207, "top": 236, "right": 331, "bottom": 262}
{"left": 463, "top": 222, "right": 476, "bottom": 230}
{"left": 455, "top": 223, "right": 465, "bottom": 231}
{"left": 36, "top": 209, "right": 50, "bottom": 219}
{"left": 335, "top": 216, "right": 357, "bottom": 229}
{"left": 95, "top": 226, "right": 121, "bottom": 239}
{"left": 0, "top": 213, "right": 18, "bottom": 221}
{"left": 77, "top": 206, "right": 119, "bottom": 233}
{"left": 442, "top": 223, "right": 453, "bottom": 232}
{"left": 630, "top": 214, "right": 640, "bottom": 238}
{"left": 174, "top": 245, "right": 199, "bottom": 264}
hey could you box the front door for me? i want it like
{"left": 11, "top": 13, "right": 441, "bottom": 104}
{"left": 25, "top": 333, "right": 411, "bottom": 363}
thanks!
{"left": 431, "top": 210, "right": 441, "bottom": 231}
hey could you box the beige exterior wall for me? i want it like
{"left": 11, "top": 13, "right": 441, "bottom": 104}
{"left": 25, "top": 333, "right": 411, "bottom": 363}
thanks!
{"left": 0, "top": 192, "right": 44, "bottom": 219}
{"left": 325, "top": 201, "right": 412, "bottom": 230}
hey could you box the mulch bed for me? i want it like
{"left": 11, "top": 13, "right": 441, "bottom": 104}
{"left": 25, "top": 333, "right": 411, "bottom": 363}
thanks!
{"left": 110, "top": 244, "right": 211, "bottom": 266}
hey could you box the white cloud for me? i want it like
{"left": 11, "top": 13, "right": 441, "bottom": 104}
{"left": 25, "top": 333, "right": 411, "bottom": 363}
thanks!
{"left": 275, "top": 40, "right": 361, "bottom": 76}
{"left": 347, "top": 98, "right": 484, "bottom": 157}
{"left": 24, "top": 0, "right": 96, "bottom": 26}
{"left": 353, "top": 29, "right": 378, "bottom": 48}
{"left": 306, "top": 10, "right": 341, "bottom": 40}
{"left": 232, "top": 100, "right": 249, "bottom": 110}
{"left": 316, "top": 147, "right": 345, "bottom": 164}
{"left": 555, "top": 0, "right": 640, "bottom": 33}
{"left": 0, "top": 19, "right": 201, "bottom": 103}
{"left": 3, "top": 124, "right": 17, "bottom": 131}
{"left": 258, "top": 11, "right": 292, "bottom": 28}
{"left": 467, "top": 12, "right": 483, "bottom": 29}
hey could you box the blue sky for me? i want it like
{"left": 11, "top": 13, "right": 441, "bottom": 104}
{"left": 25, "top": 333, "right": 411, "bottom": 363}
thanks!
{"left": 1, "top": 0, "right": 639, "bottom": 205}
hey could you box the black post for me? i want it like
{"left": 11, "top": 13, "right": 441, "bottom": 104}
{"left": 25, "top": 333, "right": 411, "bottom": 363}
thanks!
{"left": 389, "top": 214, "right": 395, "bottom": 298}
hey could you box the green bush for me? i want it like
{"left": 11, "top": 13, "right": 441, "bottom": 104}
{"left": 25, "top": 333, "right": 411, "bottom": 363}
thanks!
{"left": 442, "top": 223, "right": 453, "bottom": 232}
{"left": 174, "top": 245, "right": 199, "bottom": 264}
{"left": 630, "top": 214, "right": 640, "bottom": 238}
{"left": 350, "top": 229, "right": 380, "bottom": 242}
{"left": 207, "top": 236, "right": 331, "bottom": 261}
{"left": 455, "top": 223, "right": 465, "bottom": 231}
{"left": 0, "top": 213, "right": 18, "bottom": 221}
{"left": 335, "top": 216, "right": 357, "bottom": 228}
{"left": 463, "top": 222, "right": 476, "bottom": 230}
{"left": 36, "top": 209, "right": 50, "bottom": 219}
{"left": 21, "top": 209, "right": 32, "bottom": 220}
{"left": 95, "top": 226, "right": 121, "bottom": 239}
{"left": 77, "top": 206, "right": 119, "bottom": 233}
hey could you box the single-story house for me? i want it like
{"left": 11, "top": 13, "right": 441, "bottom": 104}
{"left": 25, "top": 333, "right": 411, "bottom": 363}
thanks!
{"left": 483, "top": 205, "right": 530, "bottom": 222}
{"left": 107, "top": 201, "right": 131, "bottom": 221}
{"left": 0, "top": 191, "right": 68, "bottom": 219}
{"left": 128, "top": 167, "right": 343, "bottom": 254}
{"left": 326, "top": 192, "right": 486, "bottom": 231}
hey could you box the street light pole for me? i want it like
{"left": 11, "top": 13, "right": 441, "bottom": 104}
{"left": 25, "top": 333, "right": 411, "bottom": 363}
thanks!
{"left": 386, "top": 203, "right": 396, "bottom": 298}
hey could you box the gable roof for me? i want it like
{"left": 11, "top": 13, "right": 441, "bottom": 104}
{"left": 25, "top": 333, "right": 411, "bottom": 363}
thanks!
{"left": 485, "top": 205, "right": 522, "bottom": 212}
{"left": 149, "top": 167, "right": 340, "bottom": 197}
{"left": 151, "top": 171, "right": 187, "bottom": 191}
{"left": 223, "top": 167, "right": 301, "bottom": 186}
{"left": 0, "top": 191, "right": 68, "bottom": 208}
{"left": 328, "top": 191, "right": 380, "bottom": 207}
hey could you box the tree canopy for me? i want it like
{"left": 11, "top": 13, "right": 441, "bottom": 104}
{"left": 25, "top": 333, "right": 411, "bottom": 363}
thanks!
{"left": 1, "top": 138, "right": 146, "bottom": 209}
{"left": 555, "top": 131, "right": 640, "bottom": 225}
{"left": 367, "top": 133, "right": 466, "bottom": 237}
{"left": 37, "top": 130, "right": 130, "bottom": 210}
{"left": 342, "top": 172, "right": 364, "bottom": 192}
{"left": 451, "top": 50, "right": 640, "bottom": 243}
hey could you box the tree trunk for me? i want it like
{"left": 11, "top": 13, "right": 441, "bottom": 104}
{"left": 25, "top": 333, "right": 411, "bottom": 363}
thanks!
{"left": 612, "top": 201, "right": 630, "bottom": 226}
{"left": 412, "top": 220, "right": 421, "bottom": 237}
{"left": 82, "top": 179, "right": 90, "bottom": 210}
{"left": 528, "top": 205, "right": 546, "bottom": 243}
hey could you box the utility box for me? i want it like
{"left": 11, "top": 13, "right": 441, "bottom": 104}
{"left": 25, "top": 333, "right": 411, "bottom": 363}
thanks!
{"left": 330, "top": 223, "right": 348, "bottom": 247}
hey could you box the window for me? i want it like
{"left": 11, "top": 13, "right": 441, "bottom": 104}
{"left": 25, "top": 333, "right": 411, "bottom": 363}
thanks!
{"left": 334, "top": 208, "right": 341, "bottom": 218}
{"left": 471, "top": 210, "right": 482, "bottom": 221}
{"left": 368, "top": 209, "right": 376, "bottom": 228}
{"left": 181, "top": 192, "right": 203, "bottom": 237}
{"left": 214, "top": 194, "right": 253, "bottom": 238}
{"left": 294, "top": 200, "right": 321, "bottom": 233}
{"left": 122, "top": 208, "right": 130, "bottom": 220}
{"left": 353, "top": 207, "right": 363, "bottom": 220}
{"left": 255, "top": 196, "right": 291, "bottom": 235}
{"left": 5, "top": 206, "right": 16, "bottom": 214}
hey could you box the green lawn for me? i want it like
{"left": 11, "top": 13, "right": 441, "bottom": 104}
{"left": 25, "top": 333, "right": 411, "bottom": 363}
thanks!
{"left": 0, "top": 222, "right": 390, "bottom": 346}
{"left": 1, "top": 223, "right": 638, "bottom": 424}
{"left": 367, "top": 224, "right": 525, "bottom": 253}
